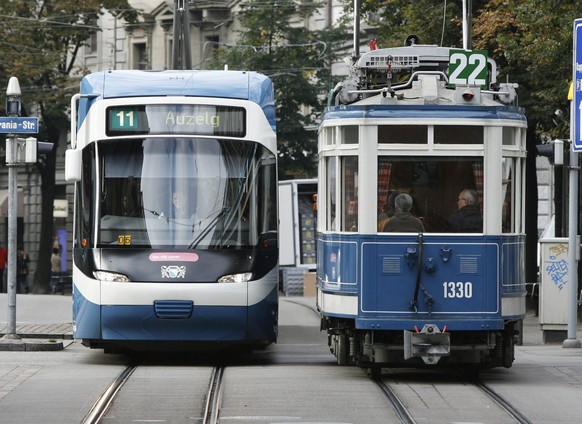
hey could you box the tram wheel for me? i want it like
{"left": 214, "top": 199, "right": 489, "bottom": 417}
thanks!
{"left": 336, "top": 334, "right": 348, "bottom": 365}
{"left": 367, "top": 365, "right": 382, "bottom": 379}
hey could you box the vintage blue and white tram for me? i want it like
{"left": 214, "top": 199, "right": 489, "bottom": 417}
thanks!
{"left": 65, "top": 70, "right": 278, "bottom": 352}
{"left": 318, "top": 45, "right": 527, "bottom": 370}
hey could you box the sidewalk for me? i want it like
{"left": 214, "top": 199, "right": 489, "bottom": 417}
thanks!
{"left": 0, "top": 293, "right": 73, "bottom": 350}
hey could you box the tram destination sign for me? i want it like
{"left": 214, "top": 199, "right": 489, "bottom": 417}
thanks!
{"left": 574, "top": 19, "right": 582, "bottom": 151}
{"left": 0, "top": 117, "right": 39, "bottom": 134}
{"left": 106, "top": 104, "right": 246, "bottom": 137}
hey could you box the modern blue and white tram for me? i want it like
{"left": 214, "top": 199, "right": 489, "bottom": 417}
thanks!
{"left": 318, "top": 45, "right": 527, "bottom": 370}
{"left": 65, "top": 70, "right": 278, "bottom": 352}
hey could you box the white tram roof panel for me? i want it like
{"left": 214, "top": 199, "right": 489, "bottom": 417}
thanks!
{"left": 357, "top": 45, "right": 452, "bottom": 70}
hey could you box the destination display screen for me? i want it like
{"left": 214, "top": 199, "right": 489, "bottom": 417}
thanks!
{"left": 106, "top": 104, "right": 246, "bottom": 137}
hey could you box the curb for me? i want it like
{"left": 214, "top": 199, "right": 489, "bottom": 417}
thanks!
{"left": 0, "top": 337, "right": 71, "bottom": 351}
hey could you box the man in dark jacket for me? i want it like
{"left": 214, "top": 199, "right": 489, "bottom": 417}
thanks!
{"left": 449, "top": 189, "right": 483, "bottom": 232}
{"left": 383, "top": 193, "right": 424, "bottom": 232}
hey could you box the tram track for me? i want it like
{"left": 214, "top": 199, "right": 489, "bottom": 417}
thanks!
{"left": 374, "top": 377, "right": 417, "bottom": 424}
{"left": 202, "top": 366, "right": 225, "bottom": 424}
{"left": 475, "top": 380, "right": 534, "bottom": 424}
{"left": 374, "top": 372, "right": 534, "bottom": 424}
{"left": 80, "top": 364, "right": 226, "bottom": 424}
{"left": 81, "top": 364, "right": 137, "bottom": 424}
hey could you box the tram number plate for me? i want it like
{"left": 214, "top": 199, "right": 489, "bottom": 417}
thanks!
{"left": 443, "top": 281, "right": 473, "bottom": 299}
{"left": 118, "top": 234, "right": 132, "bottom": 246}
{"left": 448, "top": 50, "right": 488, "bottom": 88}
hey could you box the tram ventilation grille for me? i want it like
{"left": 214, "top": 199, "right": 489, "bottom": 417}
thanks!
{"left": 458, "top": 256, "right": 479, "bottom": 274}
{"left": 154, "top": 300, "right": 193, "bottom": 319}
{"left": 382, "top": 256, "right": 401, "bottom": 274}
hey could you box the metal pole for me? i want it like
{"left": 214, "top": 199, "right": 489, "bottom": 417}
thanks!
{"left": 5, "top": 136, "right": 18, "bottom": 339}
{"left": 563, "top": 81, "right": 581, "bottom": 348}
{"left": 462, "top": 0, "right": 472, "bottom": 50}
{"left": 353, "top": 0, "right": 359, "bottom": 58}
{"left": 3, "top": 76, "right": 22, "bottom": 341}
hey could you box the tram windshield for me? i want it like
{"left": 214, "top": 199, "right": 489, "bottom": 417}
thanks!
{"left": 90, "top": 138, "right": 276, "bottom": 249}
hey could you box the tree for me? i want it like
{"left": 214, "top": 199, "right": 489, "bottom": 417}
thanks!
{"left": 0, "top": 1, "right": 138, "bottom": 292}
{"left": 209, "top": 0, "right": 348, "bottom": 179}
{"left": 357, "top": 0, "right": 488, "bottom": 48}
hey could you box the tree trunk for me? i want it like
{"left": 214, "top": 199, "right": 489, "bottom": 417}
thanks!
{"left": 31, "top": 124, "right": 58, "bottom": 294}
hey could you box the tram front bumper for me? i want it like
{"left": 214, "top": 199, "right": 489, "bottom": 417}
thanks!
{"left": 403, "top": 324, "right": 450, "bottom": 365}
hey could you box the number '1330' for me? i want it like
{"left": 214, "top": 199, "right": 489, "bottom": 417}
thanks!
{"left": 443, "top": 281, "right": 473, "bottom": 298}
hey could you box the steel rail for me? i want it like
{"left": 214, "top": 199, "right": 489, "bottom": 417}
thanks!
{"left": 81, "top": 364, "right": 137, "bottom": 424}
{"left": 375, "top": 377, "right": 417, "bottom": 424}
{"left": 202, "top": 366, "right": 225, "bottom": 424}
{"left": 476, "top": 381, "right": 534, "bottom": 424}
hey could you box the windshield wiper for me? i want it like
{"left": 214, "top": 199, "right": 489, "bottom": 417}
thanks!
{"left": 188, "top": 207, "right": 231, "bottom": 249}
{"left": 144, "top": 207, "right": 168, "bottom": 222}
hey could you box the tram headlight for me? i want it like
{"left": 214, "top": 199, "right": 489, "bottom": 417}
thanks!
{"left": 93, "top": 270, "right": 130, "bottom": 283}
{"left": 217, "top": 272, "right": 252, "bottom": 284}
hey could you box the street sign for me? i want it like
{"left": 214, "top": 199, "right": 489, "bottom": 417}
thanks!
{"left": 573, "top": 19, "right": 582, "bottom": 151}
{"left": 0, "top": 117, "right": 38, "bottom": 134}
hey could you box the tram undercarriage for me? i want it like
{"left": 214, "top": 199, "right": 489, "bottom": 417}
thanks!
{"left": 324, "top": 318, "right": 519, "bottom": 370}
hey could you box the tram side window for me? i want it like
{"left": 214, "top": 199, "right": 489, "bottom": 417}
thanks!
{"left": 342, "top": 157, "right": 358, "bottom": 231}
{"left": 434, "top": 126, "right": 483, "bottom": 144}
{"left": 502, "top": 158, "right": 514, "bottom": 233}
{"left": 378, "top": 125, "right": 427, "bottom": 144}
{"left": 377, "top": 157, "right": 484, "bottom": 233}
{"left": 326, "top": 157, "right": 336, "bottom": 231}
{"left": 342, "top": 126, "right": 359, "bottom": 144}
{"left": 77, "top": 145, "right": 95, "bottom": 247}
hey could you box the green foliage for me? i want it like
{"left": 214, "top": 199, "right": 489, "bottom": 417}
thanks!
{"left": 209, "top": 0, "right": 348, "bottom": 178}
{"left": 0, "top": 0, "right": 138, "bottom": 133}
{"left": 473, "top": 0, "right": 582, "bottom": 141}
{"left": 353, "top": 0, "right": 582, "bottom": 142}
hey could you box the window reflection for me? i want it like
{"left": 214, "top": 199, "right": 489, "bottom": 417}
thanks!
{"left": 377, "top": 157, "right": 483, "bottom": 233}
{"left": 342, "top": 157, "right": 358, "bottom": 231}
{"left": 96, "top": 138, "right": 276, "bottom": 248}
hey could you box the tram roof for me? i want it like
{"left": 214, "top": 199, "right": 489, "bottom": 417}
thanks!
{"left": 323, "top": 103, "right": 526, "bottom": 123}
{"left": 79, "top": 70, "right": 276, "bottom": 129}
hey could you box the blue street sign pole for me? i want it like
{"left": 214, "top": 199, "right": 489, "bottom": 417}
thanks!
{"left": 563, "top": 20, "right": 582, "bottom": 348}
{"left": 0, "top": 77, "right": 40, "bottom": 341}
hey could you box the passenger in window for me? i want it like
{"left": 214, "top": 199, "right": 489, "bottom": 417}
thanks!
{"left": 449, "top": 189, "right": 483, "bottom": 232}
{"left": 382, "top": 193, "right": 424, "bottom": 232}
{"left": 377, "top": 191, "right": 398, "bottom": 231}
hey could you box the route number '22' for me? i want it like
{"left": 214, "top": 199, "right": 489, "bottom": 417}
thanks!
{"left": 443, "top": 281, "right": 473, "bottom": 299}
{"left": 448, "top": 50, "right": 488, "bottom": 87}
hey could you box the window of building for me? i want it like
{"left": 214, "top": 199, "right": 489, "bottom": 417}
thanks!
{"left": 132, "top": 43, "right": 148, "bottom": 70}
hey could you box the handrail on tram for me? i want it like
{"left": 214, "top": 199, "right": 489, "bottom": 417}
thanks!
{"left": 346, "top": 71, "right": 449, "bottom": 97}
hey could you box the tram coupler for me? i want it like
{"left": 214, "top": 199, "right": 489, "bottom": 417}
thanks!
{"left": 404, "top": 324, "right": 450, "bottom": 365}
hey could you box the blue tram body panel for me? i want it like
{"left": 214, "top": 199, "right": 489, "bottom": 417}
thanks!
{"left": 73, "top": 284, "right": 278, "bottom": 344}
{"left": 318, "top": 233, "right": 525, "bottom": 329}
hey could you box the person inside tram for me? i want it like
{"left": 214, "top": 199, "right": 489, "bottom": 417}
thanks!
{"left": 377, "top": 190, "right": 399, "bottom": 231}
{"left": 382, "top": 193, "right": 425, "bottom": 232}
{"left": 171, "top": 190, "right": 191, "bottom": 219}
{"left": 448, "top": 188, "right": 483, "bottom": 232}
